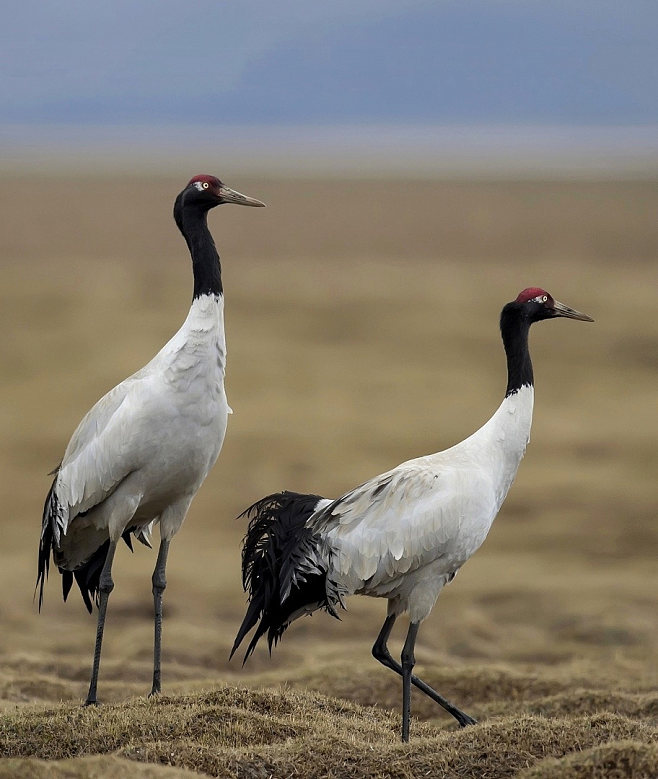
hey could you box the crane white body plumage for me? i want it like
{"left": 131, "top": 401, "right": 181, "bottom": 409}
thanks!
{"left": 49, "top": 293, "right": 230, "bottom": 568}
{"left": 316, "top": 384, "right": 534, "bottom": 622}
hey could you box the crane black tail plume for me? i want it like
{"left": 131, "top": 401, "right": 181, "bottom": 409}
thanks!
{"left": 37, "top": 475, "right": 146, "bottom": 614}
{"left": 39, "top": 525, "right": 145, "bottom": 614}
{"left": 231, "top": 491, "right": 340, "bottom": 663}
{"left": 36, "top": 477, "right": 62, "bottom": 612}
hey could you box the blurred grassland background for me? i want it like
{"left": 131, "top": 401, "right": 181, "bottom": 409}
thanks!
{"left": 0, "top": 170, "right": 656, "bottom": 777}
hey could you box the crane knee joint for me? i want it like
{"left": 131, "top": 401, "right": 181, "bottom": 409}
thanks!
{"left": 152, "top": 575, "right": 167, "bottom": 592}
{"left": 401, "top": 648, "right": 415, "bottom": 671}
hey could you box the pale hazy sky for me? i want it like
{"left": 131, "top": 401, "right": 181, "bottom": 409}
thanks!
{"left": 2, "top": 1, "right": 656, "bottom": 126}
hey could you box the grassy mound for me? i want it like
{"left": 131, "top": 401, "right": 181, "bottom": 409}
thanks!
{"left": 1, "top": 684, "right": 656, "bottom": 778}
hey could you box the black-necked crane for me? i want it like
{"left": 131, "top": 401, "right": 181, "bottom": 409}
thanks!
{"left": 231, "top": 288, "right": 593, "bottom": 742}
{"left": 37, "top": 174, "right": 265, "bottom": 705}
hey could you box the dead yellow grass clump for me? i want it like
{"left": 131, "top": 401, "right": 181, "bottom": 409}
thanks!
{"left": 517, "top": 742, "right": 658, "bottom": 779}
{"left": 0, "top": 755, "right": 194, "bottom": 779}
{"left": 0, "top": 174, "right": 656, "bottom": 776}
{"left": 1, "top": 686, "right": 657, "bottom": 778}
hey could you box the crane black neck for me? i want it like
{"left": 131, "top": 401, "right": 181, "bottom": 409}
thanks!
{"left": 500, "top": 303, "right": 534, "bottom": 397}
{"left": 174, "top": 196, "right": 223, "bottom": 300}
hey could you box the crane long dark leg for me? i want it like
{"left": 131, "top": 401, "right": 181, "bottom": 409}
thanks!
{"left": 372, "top": 613, "right": 477, "bottom": 734}
{"left": 149, "top": 537, "right": 170, "bottom": 697}
{"left": 401, "top": 622, "right": 418, "bottom": 741}
{"left": 84, "top": 539, "right": 118, "bottom": 706}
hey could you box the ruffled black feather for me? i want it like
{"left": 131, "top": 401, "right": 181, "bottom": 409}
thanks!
{"left": 36, "top": 477, "right": 58, "bottom": 612}
{"left": 231, "top": 491, "right": 340, "bottom": 663}
{"left": 36, "top": 475, "right": 143, "bottom": 614}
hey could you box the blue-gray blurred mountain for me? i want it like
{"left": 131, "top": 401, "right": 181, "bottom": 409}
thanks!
{"left": 2, "top": 1, "right": 656, "bottom": 126}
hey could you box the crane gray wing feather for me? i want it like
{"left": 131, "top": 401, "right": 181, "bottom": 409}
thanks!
{"left": 52, "top": 373, "right": 151, "bottom": 536}
{"left": 310, "top": 459, "right": 493, "bottom": 591}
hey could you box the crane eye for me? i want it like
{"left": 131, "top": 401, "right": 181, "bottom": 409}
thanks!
{"left": 202, "top": 182, "right": 209, "bottom": 189}
{"left": 541, "top": 295, "right": 547, "bottom": 302}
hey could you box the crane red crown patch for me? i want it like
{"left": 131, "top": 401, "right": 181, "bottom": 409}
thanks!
{"left": 516, "top": 287, "right": 552, "bottom": 304}
{"left": 187, "top": 174, "right": 221, "bottom": 188}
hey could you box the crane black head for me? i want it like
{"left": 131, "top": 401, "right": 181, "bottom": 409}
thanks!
{"left": 175, "top": 174, "right": 266, "bottom": 217}
{"left": 173, "top": 175, "right": 265, "bottom": 299}
{"left": 506, "top": 287, "right": 594, "bottom": 325}
{"left": 500, "top": 288, "right": 593, "bottom": 396}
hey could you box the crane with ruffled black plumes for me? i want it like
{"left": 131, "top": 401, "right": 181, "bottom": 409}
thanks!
{"left": 37, "top": 174, "right": 264, "bottom": 706}
{"left": 232, "top": 288, "right": 593, "bottom": 742}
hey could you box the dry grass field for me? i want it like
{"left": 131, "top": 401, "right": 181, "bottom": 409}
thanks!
{"left": 0, "top": 173, "right": 656, "bottom": 777}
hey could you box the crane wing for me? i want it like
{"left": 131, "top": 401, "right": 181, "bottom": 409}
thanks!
{"left": 52, "top": 371, "right": 152, "bottom": 534}
{"left": 310, "top": 457, "right": 493, "bottom": 591}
